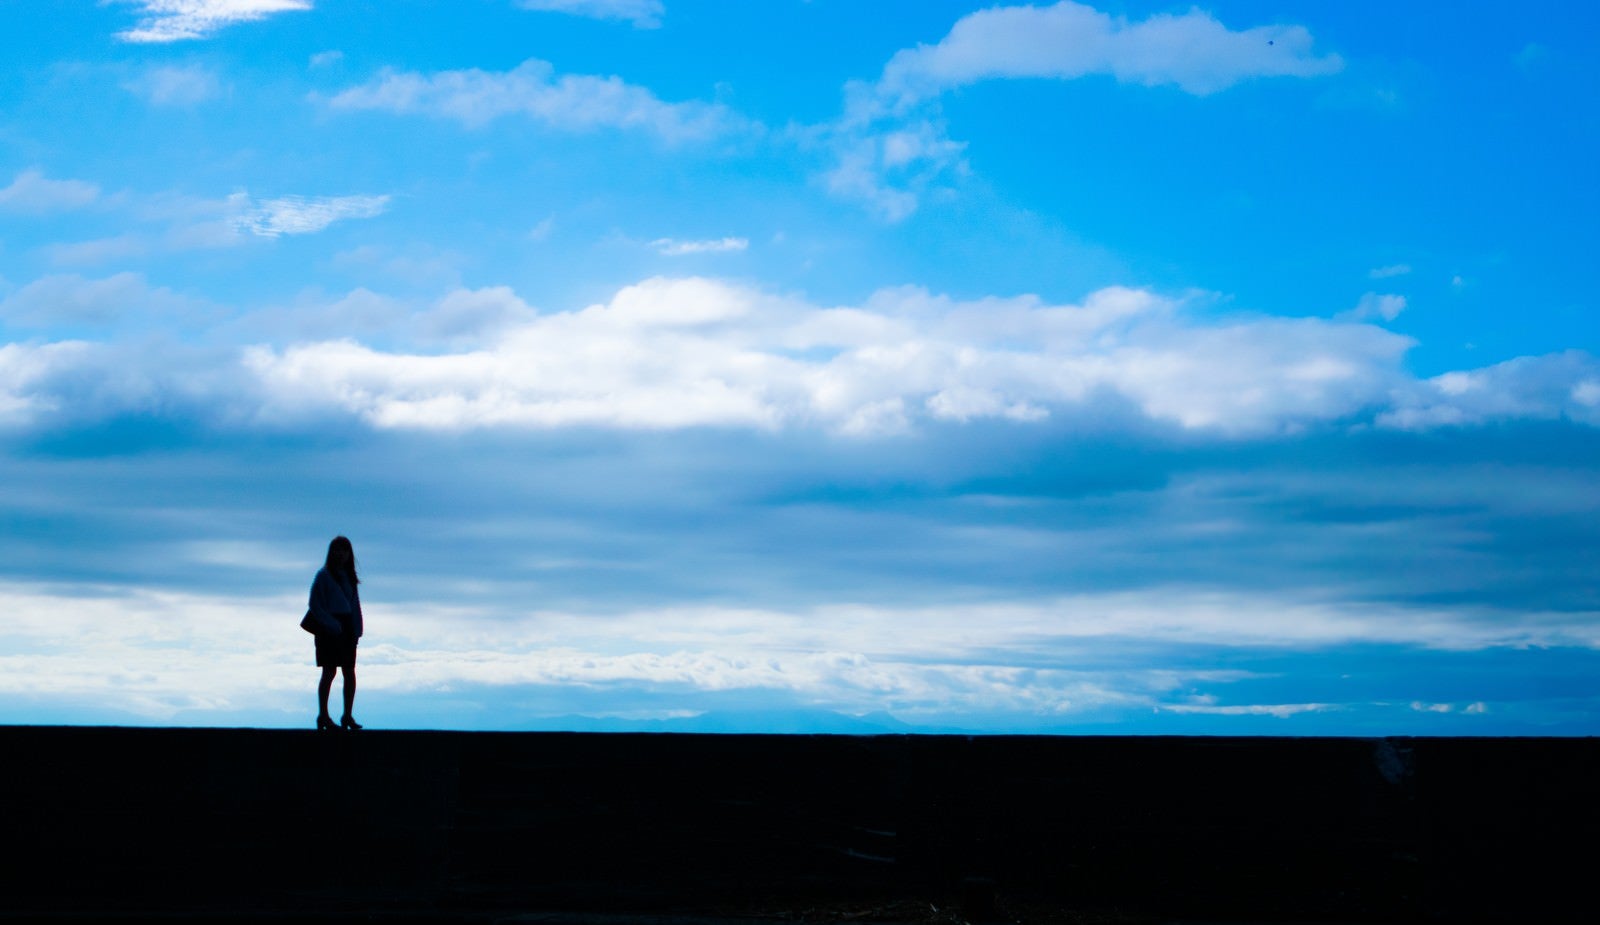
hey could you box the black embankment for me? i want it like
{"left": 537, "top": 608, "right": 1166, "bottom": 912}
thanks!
{"left": 1, "top": 727, "right": 1594, "bottom": 922}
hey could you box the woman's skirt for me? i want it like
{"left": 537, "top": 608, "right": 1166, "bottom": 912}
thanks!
{"left": 314, "top": 613, "right": 358, "bottom": 668}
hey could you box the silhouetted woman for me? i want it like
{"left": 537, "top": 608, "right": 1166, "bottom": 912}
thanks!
{"left": 309, "top": 536, "right": 364, "bottom": 731}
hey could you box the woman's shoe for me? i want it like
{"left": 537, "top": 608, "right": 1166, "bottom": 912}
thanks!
{"left": 317, "top": 714, "right": 339, "bottom": 731}
{"left": 340, "top": 716, "right": 364, "bottom": 731}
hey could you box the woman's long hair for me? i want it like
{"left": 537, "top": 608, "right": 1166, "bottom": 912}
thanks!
{"left": 324, "top": 535, "right": 360, "bottom": 585}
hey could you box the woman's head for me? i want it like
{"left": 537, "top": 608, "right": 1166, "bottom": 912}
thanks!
{"left": 324, "top": 535, "right": 358, "bottom": 583}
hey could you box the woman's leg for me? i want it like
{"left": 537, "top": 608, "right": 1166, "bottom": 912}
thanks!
{"left": 340, "top": 663, "right": 357, "bottom": 721}
{"left": 318, "top": 665, "right": 337, "bottom": 719}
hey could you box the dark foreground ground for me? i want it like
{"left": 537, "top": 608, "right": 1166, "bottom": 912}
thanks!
{"left": 1, "top": 728, "right": 1595, "bottom": 923}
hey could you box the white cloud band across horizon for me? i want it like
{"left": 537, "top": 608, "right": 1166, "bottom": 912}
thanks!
{"left": 3, "top": 275, "right": 1598, "bottom": 436}
{"left": 240, "top": 277, "right": 1598, "bottom": 436}
{"left": 1, "top": 579, "right": 1585, "bottom": 726}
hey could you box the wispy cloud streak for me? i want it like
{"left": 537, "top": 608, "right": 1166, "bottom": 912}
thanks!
{"left": 113, "top": 0, "right": 311, "bottom": 43}
{"left": 327, "top": 59, "right": 744, "bottom": 142}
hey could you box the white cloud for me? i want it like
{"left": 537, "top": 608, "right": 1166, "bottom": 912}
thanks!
{"left": 243, "top": 276, "right": 1418, "bottom": 435}
{"left": 114, "top": 0, "right": 312, "bottom": 43}
{"left": 237, "top": 193, "right": 390, "bottom": 237}
{"left": 0, "top": 169, "right": 100, "bottom": 213}
{"left": 327, "top": 58, "right": 742, "bottom": 142}
{"left": 0, "top": 272, "right": 153, "bottom": 327}
{"left": 820, "top": 2, "right": 1338, "bottom": 219}
{"left": 9, "top": 275, "right": 1595, "bottom": 441}
{"left": 0, "top": 342, "right": 94, "bottom": 425}
{"left": 876, "top": 1, "right": 1344, "bottom": 106}
{"left": 416, "top": 286, "right": 539, "bottom": 346}
{"left": 1380, "top": 350, "right": 1600, "bottom": 429}
{"left": 818, "top": 119, "right": 966, "bottom": 222}
{"left": 1410, "top": 701, "right": 1454, "bottom": 713}
{"left": 516, "top": 0, "right": 664, "bottom": 29}
{"left": 1162, "top": 702, "right": 1334, "bottom": 718}
{"left": 1339, "top": 291, "right": 1406, "bottom": 322}
{"left": 308, "top": 49, "right": 343, "bottom": 68}
{"left": 0, "top": 335, "right": 249, "bottom": 430}
{"left": 0, "top": 579, "right": 1588, "bottom": 724}
{"left": 651, "top": 237, "right": 748, "bottom": 256}
{"left": 1369, "top": 264, "right": 1412, "bottom": 279}
{"left": 122, "top": 63, "right": 223, "bottom": 105}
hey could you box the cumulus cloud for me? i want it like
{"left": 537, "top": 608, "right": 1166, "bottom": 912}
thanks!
{"left": 240, "top": 276, "right": 1420, "bottom": 435}
{"left": 7, "top": 275, "right": 1596, "bottom": 440}
{"left": 0, "top": 342, "right": 94, "bottom": 425}
{"left": 113, "top": 0, "right": 312, "bottom": 43}
{"left": 236, "top": 193, "right": 390, "bottom": 237}
{"left": 650, "top": 237, "right": 748, "bottom": 256}
{"left": 516, "top": 0, "right": 664, "bottom": 29}
{"left": 1339, "top": 291, "right": 1406, "bottom": 322}
{"left": 415, "top": 286, "right": 539, "bottom": 346}
{"left": 327, "top": 58, "right": 742, "bottom": 142}
{"left": 0, "top": 336, "right": 250, "bottom": 431}
{"left": 0, "top": 169, "right": 100, "bottom": 213}
{"left": 1381, "top": 350, "right": 1600, "bottom": 429}
{"left": 820, "top": 2, "right": 1340, "bottom": 219}
{"left": 123, "top": 63, "right": 223, "bottom": 105}
{"left": 876, "top": 0, "right": 1344, "bottom": 106}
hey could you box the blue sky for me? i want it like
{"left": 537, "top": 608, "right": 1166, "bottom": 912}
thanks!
{"left": 1, "top": 0, "right": 1596, "bottom": 733}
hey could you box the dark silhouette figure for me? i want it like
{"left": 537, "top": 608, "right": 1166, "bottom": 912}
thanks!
{"left": 309, "top": 535, "right": 364, "bottom": 731}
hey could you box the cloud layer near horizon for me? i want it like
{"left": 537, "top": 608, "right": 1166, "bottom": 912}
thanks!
{"left": 4, "top": 576, "right": 1593, "bottom": 730}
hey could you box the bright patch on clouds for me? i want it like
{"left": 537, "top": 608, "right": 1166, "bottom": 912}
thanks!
{"left": 327, "top": 59, "right": 741, "bottom": 142}
{"left": 245, "top": 276, "right": 1418, "bottom": 435}
{"left": 237, "top": 193, "right": 390, "bottom": 237}
{"left": 0, "top": 169, "right": 99, "bottom": 213}
{"left": 516, "top": 0, "right": 664, "bottom": 29}
{"left": 651, "top": 237, "right": 748, "bottom": 256}
{"left": 1411, "top": 701, "right": 1489, "bottom": 714}
{"left": 114, "top": 0, "right": 312, "bottom": 43}
{"left": 1163, "top": 702, "right": 1333, "bottom": 718}
{"left": 0, "top": 580, "right": 1584, "bottom": 724}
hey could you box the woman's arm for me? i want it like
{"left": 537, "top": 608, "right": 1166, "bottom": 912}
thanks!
{"left": 307, "top": 569, "right": 336, "bottom": 623}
